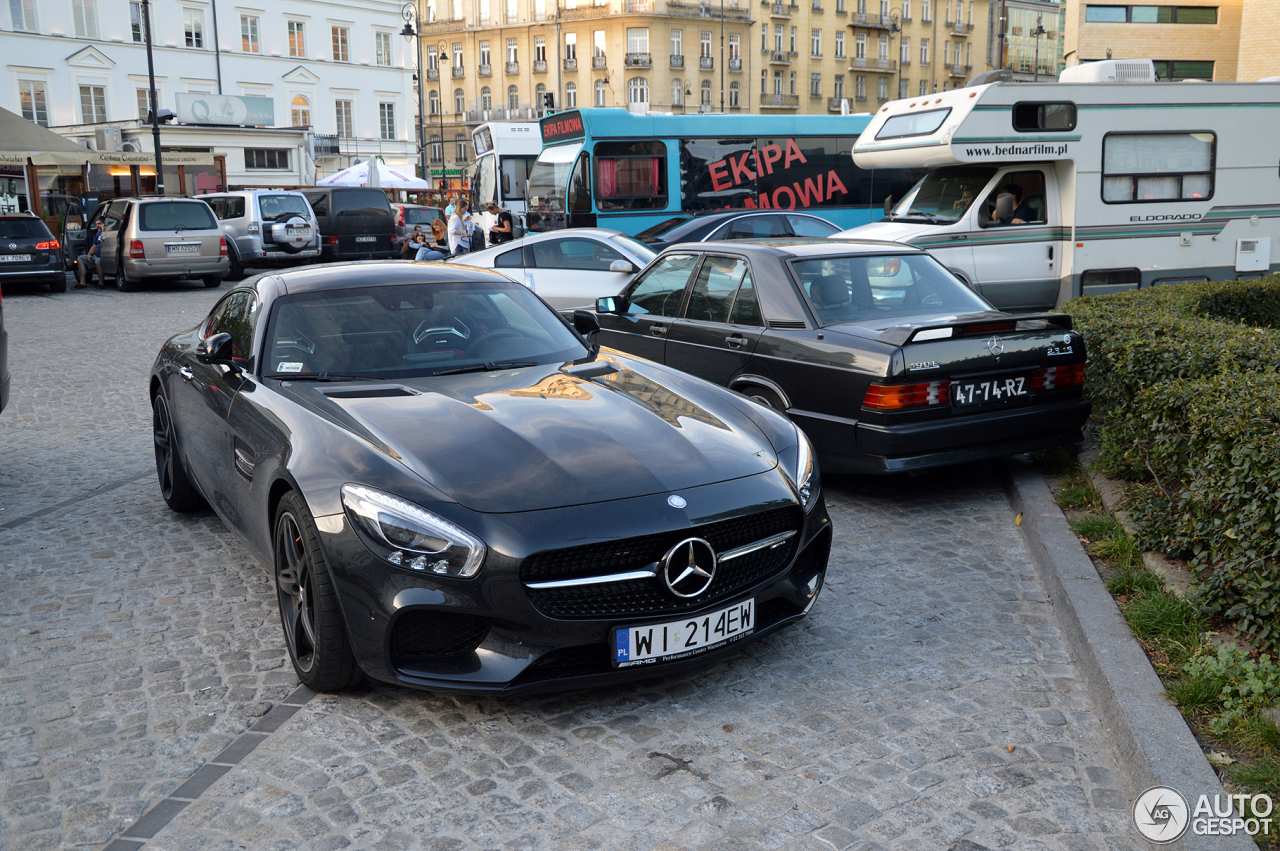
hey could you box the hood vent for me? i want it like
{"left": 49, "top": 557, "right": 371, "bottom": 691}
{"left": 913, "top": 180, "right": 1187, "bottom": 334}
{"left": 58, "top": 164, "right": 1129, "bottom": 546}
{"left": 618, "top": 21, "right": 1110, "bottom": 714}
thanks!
{"left": 768, "top": 320, "right": 807, "bottom": 330}
{"left": 325, "top": 387, "right": 417, "bottom": 399}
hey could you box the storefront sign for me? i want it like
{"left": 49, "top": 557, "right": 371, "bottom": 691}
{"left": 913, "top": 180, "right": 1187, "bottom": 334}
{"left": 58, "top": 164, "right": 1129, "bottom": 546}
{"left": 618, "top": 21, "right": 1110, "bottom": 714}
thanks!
{"left": 175, "top": 93, "right": 274, "bottom": 127}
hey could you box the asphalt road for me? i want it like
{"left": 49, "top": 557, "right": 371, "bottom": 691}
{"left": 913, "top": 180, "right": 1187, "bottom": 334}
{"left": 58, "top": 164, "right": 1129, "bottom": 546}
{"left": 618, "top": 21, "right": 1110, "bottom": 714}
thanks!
{"left": 0, "top": 273, "right": 1142, "bottom": 851}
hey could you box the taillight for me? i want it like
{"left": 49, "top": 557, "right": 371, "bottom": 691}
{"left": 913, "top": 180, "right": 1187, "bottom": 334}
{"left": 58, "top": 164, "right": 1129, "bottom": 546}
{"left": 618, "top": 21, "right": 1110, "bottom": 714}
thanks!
{"left": 863, "top": 380, "right": 950, "bottom": 410}
{"left": 36, "top": 239, "right": 59, "bottom": 250}
{"left": 129, "top": 240, "right": 145, "bottom": 259}
{"left": 1030, "top": 363, "right": 1085, "bottom": 391}
{"left": 325, "top": 235, "right": 339, "bottom": 245}
{"left": 397, "top": 208, "right": 405, "bottom": 225}
{"left": 962, "top": 322, "right": 1016, "bottom": 335}
{"left": 219, "top": 236, "right": 227, "bottom": 256}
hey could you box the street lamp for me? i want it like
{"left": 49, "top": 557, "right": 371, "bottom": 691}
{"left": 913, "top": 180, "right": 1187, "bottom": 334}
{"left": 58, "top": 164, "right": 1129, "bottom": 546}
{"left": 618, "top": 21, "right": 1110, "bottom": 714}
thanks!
{"left": 1032, "top": 14, "right": 1046, "bottom": 81}
{"left": 435, "top": 40, "right": 447, "bottom": 190}
{"left": 400, "top": 3, "right": 428, "bottom": 181}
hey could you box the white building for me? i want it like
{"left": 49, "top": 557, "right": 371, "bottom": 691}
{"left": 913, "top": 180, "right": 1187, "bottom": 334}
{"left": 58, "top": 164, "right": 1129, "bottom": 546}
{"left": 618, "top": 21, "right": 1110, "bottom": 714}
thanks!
{"left": 1, "top": 0, "right": 420, "bottom": 187}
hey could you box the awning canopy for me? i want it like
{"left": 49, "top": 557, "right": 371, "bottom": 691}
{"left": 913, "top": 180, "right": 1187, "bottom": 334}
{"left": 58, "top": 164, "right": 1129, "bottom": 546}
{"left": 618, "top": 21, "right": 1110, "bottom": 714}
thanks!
{"left": 0, "top": 107, "right": 216, "bottom": 166}
{"left": 317, "top": 158, "right": 431, "bottom": 188}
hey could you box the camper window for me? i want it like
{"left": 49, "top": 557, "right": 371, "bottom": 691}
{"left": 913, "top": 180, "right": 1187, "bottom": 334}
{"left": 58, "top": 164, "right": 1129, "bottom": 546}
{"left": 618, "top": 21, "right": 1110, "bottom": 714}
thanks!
{"left": 1102, "top": 132, "right": 1215, "bottom": 203}
{"left": 875, "top": 107, "right": 951, "bottom": 141}
{"left": 1012, "top": 102, "right": 1077, "bottom": 133}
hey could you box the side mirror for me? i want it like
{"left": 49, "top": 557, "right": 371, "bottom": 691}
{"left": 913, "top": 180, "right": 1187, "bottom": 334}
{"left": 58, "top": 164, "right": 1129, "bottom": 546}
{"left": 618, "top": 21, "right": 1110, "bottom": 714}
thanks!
{"left": 596, "top": 295, "right": 627, "bottom": 314}
{"left": 883, "top": 195, "right": 895, "bottom": 216}
{"left": 197, "top": 332, "right": 234, "bottom": 364}
{"left": 573, "top": 309, "right": 600, "bottom": 337}
{"left": 609, "top": 259, "right": 636, "bottom": 274}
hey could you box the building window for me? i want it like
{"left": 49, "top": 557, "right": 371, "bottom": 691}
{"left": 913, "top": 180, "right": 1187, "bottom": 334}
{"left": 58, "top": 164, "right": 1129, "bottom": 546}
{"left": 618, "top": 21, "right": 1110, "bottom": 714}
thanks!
{"left": 241, "top": 15, "right": 259, "bottom": 52}
{"left": 245, "top": 148, "right": 290, "bottom": 170}
{"left": 922, "top": 0, "right": 931, "bottom": 21}
{"left": 455, "top": 88, "right": 465, "bottom": 113}
{"left": 594, "top": 30, "right": 606, "bottom": 58}
{"left": 835, "top": 31, "right": 845, "bottom": 58}
{"left": 729, "top": 33, "right": 739, "bottom": 59}
{"left": 900, "top": 36, "right": 909, "bottom": 62}
{"left": 810, "top": 73, "right": 821, "bottom": 97}
{"left": 628, "top": 27, "right": 650, "bottom": 55}
{"left": 833, "top": 75, "right": 844, "bottom": 98}
{"left": 335, "top": 99, "right": 353, "bottom": 137}
{"left": 135, "top": 87, "right": 152, "bottom": 119}
{"left": 72, "top": 0, "right": 98, "bottom": 39}
{"left": 183, "top": 8, "right": 204, "bottom": 48}
{"left": 729, "top": 80, "right": 739, "bottom": 107}
{"left": 480, "top": 0, "right": 491, "bottom": 23}
{"left": 12, "top": 0, "right": 36, "bottom": 31}
{"left": 761, "top": 69, "right": 767, "bottom": 94}
{"left": 379, "top": 102, "right": 395, "bottom": 140}
{"left": 480, "top": 40, "right": 491, "bottom": 67}
{"left": 878, "top": 76, "right": 887, "bottom": 99}
{"left": 701, "top": 30, "right": 712, "bottom": 57}
{"left": 879, "top": 35, "right": 888, "bottom": 59}
{"left": 811, "top": 29, "right": 821, "bottom": 55}
{"left": 700, "top": 79, "right": 711, "bottom": 104}
{"left": 565, "top": 81, "right": 577, "bottom": 107}
{"left": 855, "top": 32, "right": 866, "bottom": 58}
{"left": 855, "top": 75, "right": 865, "bottom": 99}
{"left": 429, "top": 90, "right": 440, "bottom": 115}
{"left": 672, "top": 29, "right": 683, "bottom": 58}
{"left": 535, "top": 35, "right": 547, "bottom": 62}
{"left": 1103, "top": 132, "right": 1215, "bottom": 202}
{"left": 506, "top": 38, "right": 518, "bottom": 63}
{"left": 456, "top": 134, "right": 468, "bottom": 160}
{"left": 1151, "top": 59, "right": 1215, "bottom": 80}
{"left": 481, "top": 86, "right": 492, "bottom": 110}
{"left": 19, "top": 81, "right": 48, "bottom": 126}
{"left": 762, "top": 23, "right": 767, "bottom": 52}
{"left": 1084, "top": 4, "right": 1218, "bottom": 23}
{"left": 919, "top": 79, "right": 928, "bottom": 95}
{"left": 627, "top": 77, "right": 648, "bottom": 105}
{"left": 789, "top": 70, "right": 796, "bottom": 94}
{"left": 453, "top": 42, "right": 463, "bottom": 68}
{"left": 430, "top": 135, "right": 442, "bottom": 163}
{"left": 902, "top": 0, "right": 911, "bottom": 17}
{"left": 535, "top": 82, "right": 547, "bottom": 111}
{"left": 291, "top": 95, "right": 310, "bottom": 126}
{"left": 288, "top": 21, "right": 305, "bottom": 57}
{"left": 79, "top": 84, "right": 106, "bottom": 123}
{"left": 944, "top": 41, "right": 950, "bottom": 65}
{"left": 672, "top": 78, "right": 684, "bottom": 104}
{"left": 506, "top": 0, "right": 517, "bottom": 21}
{"left": 595, "top": 79, "right": 607, "bottom": 105}
{"left": 129, "top": 1, "right": 142, "bottom": 41}
{"left": 789, "top": 26, "right": 796, "bottom": 53}
{"left": 898, "top": 78, "right": 908, "bottom": 97}
{"left": 332, "top": 26, "right": 349, "bottom": 62}
{"left": 920, "top": 37, "right": 929, "bottom": 64}
{"left": 565, "top": 33, "right": 576, "bottom": 61}
{"left": 508, "top": 84, "right": 519, "bottom": 109}
{"left": 376, "top": 32, "right": 392, "bottom": 66}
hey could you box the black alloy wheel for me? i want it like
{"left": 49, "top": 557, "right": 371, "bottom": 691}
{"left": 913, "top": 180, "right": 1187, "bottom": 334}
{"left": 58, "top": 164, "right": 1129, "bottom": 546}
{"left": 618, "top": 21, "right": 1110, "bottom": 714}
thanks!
{"left": 273, "top": 492, "right": 362, "bottom": 692}
{"left": 745, "top": 385, "right": 786, "bottom": 411}
{"left": 152, "top": 393, "right": 205, "bottom": 512}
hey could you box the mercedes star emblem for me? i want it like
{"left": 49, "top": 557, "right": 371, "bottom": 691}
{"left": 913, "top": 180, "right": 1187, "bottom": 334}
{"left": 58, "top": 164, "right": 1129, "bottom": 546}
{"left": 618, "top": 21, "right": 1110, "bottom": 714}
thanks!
{"left": 987, "top": 335, "right": 1005, "bottom": 356}
{"left": 667, "top": 494, "right": 687, "bottom": 509}
{"left": 661, "top": 537, "right": 717, "bottom": 598}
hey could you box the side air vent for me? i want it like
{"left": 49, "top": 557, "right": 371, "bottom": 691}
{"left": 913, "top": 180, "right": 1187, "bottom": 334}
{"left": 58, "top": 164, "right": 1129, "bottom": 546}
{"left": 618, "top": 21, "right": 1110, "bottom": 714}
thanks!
{"left": 325, "top": 387, "right": 417, "bottom": 399}
{"left": 768, "top": 320, "right": 807, "bottom": 330}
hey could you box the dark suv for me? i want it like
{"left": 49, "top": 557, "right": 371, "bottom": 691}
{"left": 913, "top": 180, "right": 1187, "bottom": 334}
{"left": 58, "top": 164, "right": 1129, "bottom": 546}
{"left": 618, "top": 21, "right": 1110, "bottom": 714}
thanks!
{"left": 300, "top": 188, "right": 397, "bottom": 262}
{"left": 0, "top": 214, "right": 66, "bottom": 292}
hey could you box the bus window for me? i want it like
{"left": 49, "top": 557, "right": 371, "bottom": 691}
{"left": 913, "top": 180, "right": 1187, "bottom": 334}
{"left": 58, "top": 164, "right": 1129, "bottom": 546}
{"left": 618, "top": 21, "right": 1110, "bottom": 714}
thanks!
{"left": 568, "top": 154, "right": 591, "bottom": 214}
{"left": 475, "top": 156, "right": 498, "bottom": 209}
{"left": 680, "top": 137, "right": 756, "bottom": 212}
{"left": 595, "top": 141, "right": 667, "bottom": 211}
{"left": 755, "top": 136, "right": 855, "bottom": 210}
{"left": 500, "top": 156, "right": 534, "bottom": 202}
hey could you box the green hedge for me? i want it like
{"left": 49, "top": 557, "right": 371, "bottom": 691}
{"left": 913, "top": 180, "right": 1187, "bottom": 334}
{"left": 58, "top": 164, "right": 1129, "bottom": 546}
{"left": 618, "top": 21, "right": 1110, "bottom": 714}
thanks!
{"left": 1065, "top": 276, "right": 1280, "bottom": 650}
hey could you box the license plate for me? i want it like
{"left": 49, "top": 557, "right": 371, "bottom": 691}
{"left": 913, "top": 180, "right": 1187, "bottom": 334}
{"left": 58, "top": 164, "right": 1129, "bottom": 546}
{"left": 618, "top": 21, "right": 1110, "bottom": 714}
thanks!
{"left": 166, "top": 244, "right": 199, "bottom": 254}
{"left": 952, "top": 375, "right": 1028, "bottom": 407}
{"left": 355, "top": 235, "right": 377, "bottom": 243}
{"left": 0, "top": 254, "right": 31, "bottom": 262}
{"left": 287, "top": 227, "right": 308, "bottom": 236}
{"left": 613, "top": 599, "right": 755, "bottom": 668}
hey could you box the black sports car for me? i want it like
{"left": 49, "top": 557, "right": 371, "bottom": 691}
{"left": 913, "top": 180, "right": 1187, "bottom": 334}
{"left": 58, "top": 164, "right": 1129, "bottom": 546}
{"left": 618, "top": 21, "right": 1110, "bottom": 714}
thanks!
{"left": 586, "top": 240, "right": 1091, "bottom": 474}
{"left": 150, "top": 262, "right": 830, "bottom": 693}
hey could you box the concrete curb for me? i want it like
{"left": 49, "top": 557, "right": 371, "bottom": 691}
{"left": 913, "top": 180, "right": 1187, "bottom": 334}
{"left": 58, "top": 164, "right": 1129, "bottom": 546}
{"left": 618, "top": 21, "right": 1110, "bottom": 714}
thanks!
{"left": 1001, "top": 458, "right": 1252, "bottom": 851}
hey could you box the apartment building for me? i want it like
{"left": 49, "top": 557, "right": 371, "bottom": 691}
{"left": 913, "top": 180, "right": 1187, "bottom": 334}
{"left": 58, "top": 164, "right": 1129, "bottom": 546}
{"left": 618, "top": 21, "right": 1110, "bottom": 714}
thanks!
{"left": 988, "top": 0, "right": 1064, "bottom": 80}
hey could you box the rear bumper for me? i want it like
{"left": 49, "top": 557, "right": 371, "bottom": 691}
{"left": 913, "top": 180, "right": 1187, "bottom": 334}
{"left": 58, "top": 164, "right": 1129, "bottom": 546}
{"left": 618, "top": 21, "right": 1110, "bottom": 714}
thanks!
{"left": 124, "top": 258, "right": 229, "bottom": 279}
{"left": 0, "top": 268, "right": 63, "bottom": 282}
{"left": 793, "top": 397, "right": 1092, "bottom": 474}
{"left": 319, "top": 245, "right": 398, "bottom": 262}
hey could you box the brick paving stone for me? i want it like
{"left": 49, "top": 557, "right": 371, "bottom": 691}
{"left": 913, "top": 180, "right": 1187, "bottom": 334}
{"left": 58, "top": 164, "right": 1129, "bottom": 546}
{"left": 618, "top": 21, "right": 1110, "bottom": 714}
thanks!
{"left": 0, "top": 282, "right": 1144, "bottom": 850}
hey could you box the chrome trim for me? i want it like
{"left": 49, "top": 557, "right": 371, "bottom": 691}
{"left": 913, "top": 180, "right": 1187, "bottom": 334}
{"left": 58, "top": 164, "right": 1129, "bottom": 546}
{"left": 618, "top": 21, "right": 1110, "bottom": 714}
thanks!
{"left": 525, "top": 566, "right": 658, "bottom": 590}
{"left": 718, "top": 530, "right": 797, "bottom": 563}
{"left": 729, "top": 374, "right": 793, "bottom": 409}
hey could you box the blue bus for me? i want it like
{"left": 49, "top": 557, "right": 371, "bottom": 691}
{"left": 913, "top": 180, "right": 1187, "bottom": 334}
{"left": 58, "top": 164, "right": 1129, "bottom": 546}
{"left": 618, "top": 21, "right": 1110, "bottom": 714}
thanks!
{"left": 525, "top": 108, "right": 923, "bottom": 237}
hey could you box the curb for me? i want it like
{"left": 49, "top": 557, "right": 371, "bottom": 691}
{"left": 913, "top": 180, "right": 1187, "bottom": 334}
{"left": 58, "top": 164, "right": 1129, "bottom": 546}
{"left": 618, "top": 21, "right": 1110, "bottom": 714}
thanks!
{"left": 1001, "top": 458, "right": 1252, "bottom": 851}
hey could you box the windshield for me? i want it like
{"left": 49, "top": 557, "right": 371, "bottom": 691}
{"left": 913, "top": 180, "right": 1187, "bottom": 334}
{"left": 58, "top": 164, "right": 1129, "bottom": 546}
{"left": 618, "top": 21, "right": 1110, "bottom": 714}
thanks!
{"left": 500, "top": 155, "right": 535, "bottom": 202}
{"left": 528, "top": 143, "right": 582, "bottom": 215}
{"left": 474, "top": 155, "right": 498, "bottom": 209}
{"left": 264, "top": 280, "right": 588, "bottom": 379}
{"left": 258, "top": 194, "right": 312, "bottom": 222}
{"left": 791, "top": 253, "right": 991, "bottom": 326}
{"left": 634, "top": 217, "right": 690, "bottom": 242}
{"left": 610, "top": 234, "right": 657, "bottom": 264}
{"left": 889, "top": 166, "right": 998, "bottom": 224}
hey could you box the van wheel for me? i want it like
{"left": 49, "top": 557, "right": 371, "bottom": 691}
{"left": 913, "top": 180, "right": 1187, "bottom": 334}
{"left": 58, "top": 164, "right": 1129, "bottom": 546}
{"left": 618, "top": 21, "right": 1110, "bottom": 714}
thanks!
{"left": 203, "top": 276, "right": 223, "bottom": 288}
{"left": 115, "top": 266, "right": 137, "bottom": 292}
{"left": 225, "top": 251, "right": 244, "bottom": 280}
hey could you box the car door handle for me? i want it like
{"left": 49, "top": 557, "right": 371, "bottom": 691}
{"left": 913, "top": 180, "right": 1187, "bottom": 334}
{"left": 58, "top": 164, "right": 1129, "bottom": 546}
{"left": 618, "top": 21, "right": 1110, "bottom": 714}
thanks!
{"left": 725, "top": 334, "right": 746, "bottom": 349}
{"left": 650, "top": 324, "right": 667, "bottom": 337}
{"left": 179, "top": 367, "right": 194, "bottom": 382}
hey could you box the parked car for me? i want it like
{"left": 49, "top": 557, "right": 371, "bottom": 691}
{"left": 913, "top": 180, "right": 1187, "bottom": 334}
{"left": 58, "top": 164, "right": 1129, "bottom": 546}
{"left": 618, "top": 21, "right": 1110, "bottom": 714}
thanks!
{"left": 149, "top": 261, "right": 829, "bottom": 693}
{"left": 391, "top": 203, "right": 446, "bottom": 242}
{"left": 635, "top": 210, "right": 842, "bottom": 251}
{"left": 301, "top": 187, "right": 397, "bottom": 262}
{"left": 0, "top": 214, "right": 66, "bottom": 292}
{"left": 198, "top": 190, "right": 320, "bottom": 279}
{"left": 587, "top": 240, "right": 1091, "bottom": 474}
{"left": 97, "top": 197, "right": 228, "bottom": 291}
{"left": 448, "top": 228, "right": 656, "bottom": 310}
{"left": 0, "top": 285, "right": 9, "bottom": 413}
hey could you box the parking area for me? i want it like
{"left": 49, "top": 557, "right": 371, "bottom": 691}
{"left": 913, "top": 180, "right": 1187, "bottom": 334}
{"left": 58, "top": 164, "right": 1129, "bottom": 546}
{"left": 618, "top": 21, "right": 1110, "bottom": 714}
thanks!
{"left": 0, "top": 278, "right": 1141, "bottom": 850}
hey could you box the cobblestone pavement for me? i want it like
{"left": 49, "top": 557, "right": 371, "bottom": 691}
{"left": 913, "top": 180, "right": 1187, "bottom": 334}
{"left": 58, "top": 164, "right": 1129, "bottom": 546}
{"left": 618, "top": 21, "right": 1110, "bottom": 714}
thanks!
{"left": 0, "top": 279, "right": 1142, "bottom": 851}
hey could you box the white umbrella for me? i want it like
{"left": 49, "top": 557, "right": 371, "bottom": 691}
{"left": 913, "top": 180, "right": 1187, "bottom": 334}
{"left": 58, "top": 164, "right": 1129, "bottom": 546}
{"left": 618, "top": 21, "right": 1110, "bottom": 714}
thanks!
{"left": 316, "top": 159, "right": 431, "bottom": 189}
{"left": 365, "top": 156, "right": 380, "bottom": 188}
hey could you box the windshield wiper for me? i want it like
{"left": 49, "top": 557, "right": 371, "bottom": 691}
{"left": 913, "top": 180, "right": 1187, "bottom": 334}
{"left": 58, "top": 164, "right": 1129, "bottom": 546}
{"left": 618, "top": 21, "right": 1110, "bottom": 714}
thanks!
{"left": 433, "top": 361, "right": 539, "bottom": 376}
{"left": 272, "top": 372, "right": 376, "bottom": 382}
{"left": 906, "top": 209, "right": 941, "bottom": 223}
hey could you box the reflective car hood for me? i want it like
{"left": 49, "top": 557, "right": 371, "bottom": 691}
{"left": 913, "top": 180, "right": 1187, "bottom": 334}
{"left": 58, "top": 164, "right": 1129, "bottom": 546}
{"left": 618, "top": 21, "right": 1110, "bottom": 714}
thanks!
{"left": 831, "top": 220, "right": 940, "bottom": 242}
{"left": 294, "top": 355, "right": 778, "bottom": 513}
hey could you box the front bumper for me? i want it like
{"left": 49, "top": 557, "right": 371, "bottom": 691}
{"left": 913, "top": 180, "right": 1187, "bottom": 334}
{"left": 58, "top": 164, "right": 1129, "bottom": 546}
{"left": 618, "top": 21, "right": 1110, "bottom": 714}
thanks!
{"left": 314, "top": 470, "right": 832, "bottom": 694}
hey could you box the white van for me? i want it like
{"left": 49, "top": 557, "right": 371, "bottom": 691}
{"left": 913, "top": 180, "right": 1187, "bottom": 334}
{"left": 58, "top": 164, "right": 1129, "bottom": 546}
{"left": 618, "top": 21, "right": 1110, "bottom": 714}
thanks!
{"left": 834, "top": 60, "right": 1280, "bottom": 310}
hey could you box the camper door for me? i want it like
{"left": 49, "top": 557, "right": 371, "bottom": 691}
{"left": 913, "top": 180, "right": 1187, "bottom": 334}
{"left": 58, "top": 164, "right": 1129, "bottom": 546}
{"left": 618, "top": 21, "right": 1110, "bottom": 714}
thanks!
{"left": 970, "top": 167, "right": 1061, "bottom": 310}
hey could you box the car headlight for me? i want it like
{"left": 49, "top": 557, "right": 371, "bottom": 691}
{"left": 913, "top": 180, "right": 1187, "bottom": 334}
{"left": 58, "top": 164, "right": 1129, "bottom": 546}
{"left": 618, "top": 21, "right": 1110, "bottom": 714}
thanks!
{"left": 787, "top": 426, "right": 820, "bottom": 513}
{"left": 341, "top": 484, "right": 486, "bottom": 578}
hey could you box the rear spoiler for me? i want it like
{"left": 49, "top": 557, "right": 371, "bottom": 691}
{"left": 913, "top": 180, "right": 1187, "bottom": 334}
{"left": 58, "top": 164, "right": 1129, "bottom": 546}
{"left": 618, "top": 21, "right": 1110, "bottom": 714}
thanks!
{"left": 875, "top": 313, "right": 1073, "bottom": 347}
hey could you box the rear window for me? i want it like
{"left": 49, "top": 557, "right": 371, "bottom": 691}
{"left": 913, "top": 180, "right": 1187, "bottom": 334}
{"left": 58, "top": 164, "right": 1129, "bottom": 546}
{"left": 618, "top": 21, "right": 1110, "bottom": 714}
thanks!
{"left": 139, "top": 201, "right": 218, "bottom": 232}
{"left": 332, "top": 189, "right": 392, "bottom": 217}
{"left": 792, "top": 253, "right": 990, "bottom": 326}
{"left": 258, "top": 194, "right": 312, "bottom": 222}
{"left": 875, "top": 108, "right": 952, "bottom": 141}
{"left": 0, "top": 218, "right": 51, "bottom": 239}
{"left": 404, "top": 207, "right": 442, "bottom": 225}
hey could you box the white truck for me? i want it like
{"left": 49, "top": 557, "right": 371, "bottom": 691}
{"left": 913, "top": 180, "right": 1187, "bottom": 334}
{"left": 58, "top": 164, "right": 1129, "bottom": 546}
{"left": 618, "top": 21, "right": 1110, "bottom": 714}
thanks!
{"left": 835, "top": 60, "right": 1280, "bottom": 310}
{"left": 469, "top": 122, "right": 541, "bottom": 240}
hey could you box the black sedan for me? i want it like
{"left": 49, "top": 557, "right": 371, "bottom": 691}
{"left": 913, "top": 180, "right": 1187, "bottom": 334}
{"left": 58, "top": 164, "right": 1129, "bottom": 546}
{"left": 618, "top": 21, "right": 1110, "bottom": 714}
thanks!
{"left": 586, "top": 240, "right": 1090, "bottom": 474}
{"left": 635, "top": 210, "right": 841, "bottom": 251}
{"left": 150, "top": 262, "right": 830, "bottom": 693}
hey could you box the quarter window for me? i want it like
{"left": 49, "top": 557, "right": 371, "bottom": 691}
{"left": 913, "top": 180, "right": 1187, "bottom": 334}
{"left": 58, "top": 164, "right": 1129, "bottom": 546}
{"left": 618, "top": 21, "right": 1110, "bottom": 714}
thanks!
{"left": 685, "top": 255, "right": 752, "bottom": 324}
{"left": 207, "top": 292, "right": 259, "bottom": 367}
{"left": 530, "top": 238, "right": 625, "bottom": 271}
{"left": 626, "top": 254, "right": 699, "bottom": 316}
{"left": 1102, "top": 132, "right": 1214, "bottom": 202}
{"left": 595, "top": 140, "right": 666, "bottom": 211}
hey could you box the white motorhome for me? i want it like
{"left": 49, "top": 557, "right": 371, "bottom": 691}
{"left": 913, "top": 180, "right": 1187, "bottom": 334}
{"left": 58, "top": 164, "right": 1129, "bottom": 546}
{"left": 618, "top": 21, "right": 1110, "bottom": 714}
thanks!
{"left": 470, "top": 122, "right": 541, "bottom": 238}
{"left": 835, "top": 61, "right": 1280, "bottom": 310}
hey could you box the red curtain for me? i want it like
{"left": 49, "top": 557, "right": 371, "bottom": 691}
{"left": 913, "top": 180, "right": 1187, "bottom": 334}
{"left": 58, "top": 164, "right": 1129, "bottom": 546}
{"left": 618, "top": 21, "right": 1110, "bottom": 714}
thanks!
{"left": 600, "top": 158, "right": 617, "bottom": 197}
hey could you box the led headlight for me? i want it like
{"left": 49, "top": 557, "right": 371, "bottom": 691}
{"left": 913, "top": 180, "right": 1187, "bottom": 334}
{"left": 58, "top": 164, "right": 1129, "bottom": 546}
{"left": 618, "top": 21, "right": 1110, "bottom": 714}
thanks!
{"left": 789, "top": 426, "right": 820, "bottom": 513}
{"left": 340, "top": 484, "right": 486, "bottom": 578}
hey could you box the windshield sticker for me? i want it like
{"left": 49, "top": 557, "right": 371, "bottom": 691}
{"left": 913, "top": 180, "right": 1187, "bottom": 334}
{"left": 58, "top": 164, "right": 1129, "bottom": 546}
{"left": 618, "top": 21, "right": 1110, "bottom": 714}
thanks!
{"left": 277, "top": 362, "right": 304, "bottom": 373}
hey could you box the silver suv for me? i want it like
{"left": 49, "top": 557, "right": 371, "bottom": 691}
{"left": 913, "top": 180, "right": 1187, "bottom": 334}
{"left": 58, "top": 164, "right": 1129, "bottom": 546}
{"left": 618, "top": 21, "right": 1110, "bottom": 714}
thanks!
{"left": 199, "top": 190, "right": 319, "bottom": 279}
{"left": 97, "top": 197, "right": 228, "bottom": 292}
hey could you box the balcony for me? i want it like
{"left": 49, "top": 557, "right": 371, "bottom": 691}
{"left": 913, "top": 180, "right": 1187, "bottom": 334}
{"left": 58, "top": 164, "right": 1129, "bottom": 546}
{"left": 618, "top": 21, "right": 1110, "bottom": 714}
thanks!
{"left": 506, "top": 61, "right": 520, "bottom": 74}
{"left": 699, "top": 55, "right": 713, "bottom": 69}
{"left": 534, "top": 59, "right": 547, "bottom": 72}
{"left": 625, "top": 52, "right": 652, "bottom": 67}
{"left": 313, "top": 134, "right": 340, "bottom": 156}
{"left": 769, "top": 2, "right": 791, "bottom": 16}
{"left": 452, "top": 66, "right": 465, "bottom": 78}
{"left": 950, "top": 63, "right": 971, "bottom": 76}
{"left": 426, "top": 67, "right": 440, "bottom": 81}
{"left": 855, "top": 92, "right": 867, "bottom": 101}
{"left": 593, "top": 55, "right": 607, "bottom": 69}
{"left": 670, "top": 54, "right": 684, "bottom": 68}
{"left": 899, "top": 56, "right": 910, "bottom": 66}
{"left": 849, "top": 56, "right": 896, "bottom": 72}
{"left": 953, "top": 20, "right": 974, "bottom": 34}
{"left": 564, "top": 57, "right": 578, "bottom": 71}
{"left": 852, "top": 11, "right": 892, "bottom": 27}
{"left": 561, "top": 2, "right": 611, "bottom": 19}
{"left": 666, "top": 1, "right": 753, "bottom": 20}
{"left": 479, "top": 63, "right": 492, "bottom": 76}
{"left": 479, "top": 13, "right": 491, "bottom": 24}
{"left": 877, "top": 92, "right": 890, "bottom": 102}
{"left": 760, "top": 93, "right": 799, "bottom": 108}
{"left": 769, "top": 50, "right": 790, "bottom": 64}
{"left": 421, "top": 18, "right": 468, "bottom": 34}
{"left": 624, "top": 0, "right": 652, "bottom": 10}
{"left": 729, "top": 56, "right": 741, "bottom": 70}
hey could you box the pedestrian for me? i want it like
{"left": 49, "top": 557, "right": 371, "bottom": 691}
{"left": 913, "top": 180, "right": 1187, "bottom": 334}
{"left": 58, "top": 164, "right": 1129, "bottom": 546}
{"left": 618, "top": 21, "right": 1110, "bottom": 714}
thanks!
{"left": 444, "top": 195, "right": 457, "bottom": 218}
{"left": 73, "top": 216, "right": 104, "bottom": 289}
{"left": 399, "top": 225, "right": 426, "bottom": 259}
{"left": 415, "top": 219, "right": 448, "bottom": 260}
{"left": 486, "top": 202, "right": 514, "bottom": 245}
{"left": 448, "top": 199, "right": 470, "bottom": 255}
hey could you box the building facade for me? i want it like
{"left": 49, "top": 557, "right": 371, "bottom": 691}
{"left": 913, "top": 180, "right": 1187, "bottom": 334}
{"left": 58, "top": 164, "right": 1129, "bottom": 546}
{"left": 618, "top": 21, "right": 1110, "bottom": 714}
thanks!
{"left": 988, "top": 0, "right": 1063, "bottom": 79}
{"left": 3, "top": 0, "right": 417, "bottom": 187}
{"left": 1061, "top": 0, "right": 1245, "bottom": 80}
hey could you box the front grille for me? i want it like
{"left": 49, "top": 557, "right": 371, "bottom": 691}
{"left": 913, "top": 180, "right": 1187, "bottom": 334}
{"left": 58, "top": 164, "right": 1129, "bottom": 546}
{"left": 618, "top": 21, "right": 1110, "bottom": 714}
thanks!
{"left": 522, "top": 505, "right": 803, "bottom": 619}
{"left": 390, "top": 611, "right": 489, "bottom": 662}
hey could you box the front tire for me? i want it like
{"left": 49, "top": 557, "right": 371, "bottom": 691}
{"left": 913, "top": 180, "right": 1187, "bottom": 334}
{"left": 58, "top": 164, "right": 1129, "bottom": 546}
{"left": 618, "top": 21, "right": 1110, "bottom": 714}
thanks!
{"left": 274, "top": 492, "right": 363, "bottom": 692}
{"left": 152, "top": 393, "right": 205, "bottom": 512}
